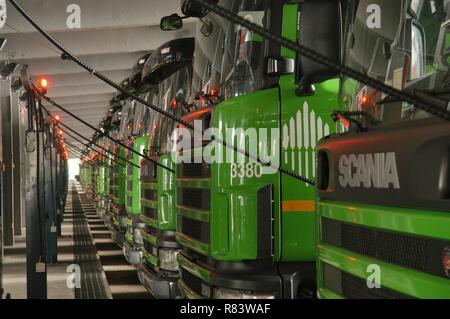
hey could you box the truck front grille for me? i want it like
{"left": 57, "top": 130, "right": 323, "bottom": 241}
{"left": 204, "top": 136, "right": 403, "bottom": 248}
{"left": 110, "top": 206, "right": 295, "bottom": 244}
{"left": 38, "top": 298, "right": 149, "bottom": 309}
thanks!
{"left": 321, "top": 218, "right": 449, "bottom": 279}
{"left": 142, "top": 188, "right": 157, "bottom": 201}
{"left": 144, "top": 224, "right": 160, "bottom": 237}
{"left": 181, "top": 268, "right": 211, "bottom": 298}
{"left": 142, "top": 205, "right": 157, "bottom": 220}
{"left": 127, "top": 164, "right": 133, "bottom": 176}
{"left": 177, "top": 188, "right": 210, "bottom": 211}
{"left": 180, "top": 162, "right": 211, "bottom": 178}
{"left": 179, "top": 216, "right": 210, "bottom": 244}
{"left": 144, "top": 239, "right": 157, "bottom": 257}
{"left": 323, "top": 263, "right": 412, "bottom": 299}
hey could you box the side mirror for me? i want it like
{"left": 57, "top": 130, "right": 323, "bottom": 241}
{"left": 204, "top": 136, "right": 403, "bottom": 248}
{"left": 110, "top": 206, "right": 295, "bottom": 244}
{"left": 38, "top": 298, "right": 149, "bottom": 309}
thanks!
{"left": 160, "top": 14, "right": 183, "bottom": 31}
{"left": 296, "top": 0, "right": 341, "bottom": 96}
{"left": 181, "top": 0, "right": 211, "bottom": 18}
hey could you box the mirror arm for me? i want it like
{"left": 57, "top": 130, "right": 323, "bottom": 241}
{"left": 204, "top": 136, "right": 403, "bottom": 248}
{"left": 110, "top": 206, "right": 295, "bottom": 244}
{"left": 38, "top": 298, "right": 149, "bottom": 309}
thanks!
{"left": 296, "top": 78, "right": 316, "bottom": 97}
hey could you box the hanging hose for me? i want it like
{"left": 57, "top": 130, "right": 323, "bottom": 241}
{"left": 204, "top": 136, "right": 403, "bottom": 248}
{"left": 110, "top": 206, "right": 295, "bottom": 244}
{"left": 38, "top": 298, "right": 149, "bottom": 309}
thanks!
{"left": 8, "top": 0, "right": 316, "bottom": 185}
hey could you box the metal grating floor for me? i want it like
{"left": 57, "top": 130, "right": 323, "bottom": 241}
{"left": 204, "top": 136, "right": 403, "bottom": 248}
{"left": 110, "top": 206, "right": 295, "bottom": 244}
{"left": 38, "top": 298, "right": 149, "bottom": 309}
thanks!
{"left": 69, "top": 183, "right": 112, "bottom": 299}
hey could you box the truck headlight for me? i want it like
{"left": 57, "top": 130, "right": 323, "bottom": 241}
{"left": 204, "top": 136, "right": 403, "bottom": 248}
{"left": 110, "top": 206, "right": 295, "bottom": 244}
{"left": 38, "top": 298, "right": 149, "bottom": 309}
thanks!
{"left": 119, "top": 216, "right": 128, "bottom": 228}
{"left": 159, "top": 249, "right": 180, "bottom": 271}
{"left": 213, "top": 288, "right": 275, "bottom": 299}
{"left": 133, "top": 228, "right": 143, "bottom": 245}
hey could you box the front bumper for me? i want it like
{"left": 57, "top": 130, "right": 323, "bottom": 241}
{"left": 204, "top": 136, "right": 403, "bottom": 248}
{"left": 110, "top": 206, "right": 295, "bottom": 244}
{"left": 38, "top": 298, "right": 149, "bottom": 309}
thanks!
{"left": 110, "top": 226, "right": 125, "bottom": 247}
{"left": 138, "top": 263, "right": 179, "bottom": 299}
{"left": 123, "top": 240, "right": 142, "bottom": 265}
{"left": 177, "top": 253, "right": 282, "bottom": 299}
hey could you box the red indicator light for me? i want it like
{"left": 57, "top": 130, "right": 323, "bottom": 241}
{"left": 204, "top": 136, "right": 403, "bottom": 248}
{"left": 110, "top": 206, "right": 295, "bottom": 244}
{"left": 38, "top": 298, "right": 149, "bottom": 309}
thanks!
{"left": 40, "top": 78, "right": 48, "bottom": 88}
{"left": 361, "top": 95, "right": 369, "bottom": 105}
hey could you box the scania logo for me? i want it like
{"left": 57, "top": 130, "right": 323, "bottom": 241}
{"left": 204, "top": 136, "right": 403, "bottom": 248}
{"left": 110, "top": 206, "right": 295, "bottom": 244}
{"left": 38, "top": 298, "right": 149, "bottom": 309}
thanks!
{"left": 442, "top": 246, "right": 450, "bottom": 277}
{"left": 338, "top": 152, "right": 400, "bottom": 189}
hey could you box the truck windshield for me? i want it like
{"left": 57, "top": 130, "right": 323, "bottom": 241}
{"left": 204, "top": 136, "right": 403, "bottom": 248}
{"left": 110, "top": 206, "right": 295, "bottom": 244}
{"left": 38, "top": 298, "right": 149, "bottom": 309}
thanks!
{"left": 118, "top": 101, "right": 131, "bottom": 140}
{"left": 192, "top": 0, "right": 269, "bottom": 101}
{"left": 342, "top": 0, "right": 450, "bottom": 125}
{"left": 132, "top": 92, "right": 154, "bottom": 136}
{"left": 148, "top": 66, "right": 192, "bottom": 155}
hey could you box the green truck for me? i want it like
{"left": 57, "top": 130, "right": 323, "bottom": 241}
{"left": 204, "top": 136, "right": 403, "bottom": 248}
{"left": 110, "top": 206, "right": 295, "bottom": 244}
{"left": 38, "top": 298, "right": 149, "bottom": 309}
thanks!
{"left": 313, "top": 0, "right": 450, "bottom": 298}
{"left": 108, "top": 89, "right": 134, "bottom": 246}
{"left": 137, "top": 37, "right": 197, "bottom": 298}
{"left": 96, "top": 135, "right": 111, "bottom": 221}
{"left": 163, "top": 0, "right": 340, "bottom": 298}
{"left": 103, "top": 110, "right": 123, "bottom": 237}
{"left": 122, "top": 54, "right": 156, "bottom": 265}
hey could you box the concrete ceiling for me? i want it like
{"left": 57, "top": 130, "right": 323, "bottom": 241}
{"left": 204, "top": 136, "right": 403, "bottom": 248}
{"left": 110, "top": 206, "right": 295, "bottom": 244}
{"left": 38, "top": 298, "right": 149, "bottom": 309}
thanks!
{"left": 1, "top": 0, "right": 195, "bottom": 157}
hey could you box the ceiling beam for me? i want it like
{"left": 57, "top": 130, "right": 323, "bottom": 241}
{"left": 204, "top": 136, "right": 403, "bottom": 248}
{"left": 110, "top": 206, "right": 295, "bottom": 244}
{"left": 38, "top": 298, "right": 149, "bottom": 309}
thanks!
{"left": 4, "top": 24, "right": 194, "bottom": 60}
{"left": 30, "top": 70, "right": 130, "bottom": 88}
{"left": 1, "top": 0, "right": 184, "bottom": 34}
{"left": 14, "top": 52, "right": 145, "bottom": 77}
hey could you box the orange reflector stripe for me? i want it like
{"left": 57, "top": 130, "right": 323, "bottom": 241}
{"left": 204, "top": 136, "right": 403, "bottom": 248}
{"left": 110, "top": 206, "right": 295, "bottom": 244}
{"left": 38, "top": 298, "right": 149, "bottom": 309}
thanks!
{"left": 282, "top": 200, "right": 315, "bottom": 212}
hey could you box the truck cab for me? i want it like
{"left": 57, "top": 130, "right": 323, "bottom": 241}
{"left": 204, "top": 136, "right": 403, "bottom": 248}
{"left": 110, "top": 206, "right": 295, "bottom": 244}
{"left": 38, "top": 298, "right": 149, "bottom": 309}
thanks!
{"left": 164, "top": 0, "right": 340, "bottom": 299}
{"left": 136, "top": 37, "right": 197, "bottom": 298}
{"left": 108, "top": 81, "right": 134, "bottom": 247}
{"left": 122, "top": 53, "right": 158, "bottom": 265}
{"left": 315, "top": 0, "right": 450, "bottom": 298}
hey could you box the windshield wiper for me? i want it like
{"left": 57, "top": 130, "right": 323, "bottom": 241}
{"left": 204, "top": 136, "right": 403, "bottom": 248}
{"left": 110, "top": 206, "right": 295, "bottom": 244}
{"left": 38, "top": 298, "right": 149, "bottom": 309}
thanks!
{"left": 331, "top": 110, "right": 381, "bottom": 132}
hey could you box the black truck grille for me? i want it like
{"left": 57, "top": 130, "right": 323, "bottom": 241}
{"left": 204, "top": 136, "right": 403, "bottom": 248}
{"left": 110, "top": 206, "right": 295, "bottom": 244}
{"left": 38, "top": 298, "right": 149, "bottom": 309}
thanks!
{"left": 323, "top": 264, "right": 412, "bottom": 299}
{"left": 180, "top": 162, "right": 211, "bottom": 178}
{"left": 177, "top": 188, "right": 210, "bottom": 211}
{"left": 143, "top": 205, "right": 157, "bottom": 220}
{"left": 144, "top": 224, "right": 160, "bottom": 237}
{"left": 127, "top": 180, "right": 133, "bottom": 192}
{"left": 321, "top": 218, "right": 450, "bottom": 279}
{"left": 127, "top": 164, "right": 133, "bottom": 176}
{"left": 179, "top": 216, "right": 210, "bottom": 244}
{"left": 142, "top": 188, "right": 157, "bottom": 201}
{"left": 181, "top": 268, "right": 211, "bottom": 298}
{"left": 144, "top": 239, "right": 157, "bottom": 257}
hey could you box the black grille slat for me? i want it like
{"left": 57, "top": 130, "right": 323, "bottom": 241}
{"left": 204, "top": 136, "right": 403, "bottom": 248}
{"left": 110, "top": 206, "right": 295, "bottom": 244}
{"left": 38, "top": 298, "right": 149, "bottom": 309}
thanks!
{"left": 341, "top": 224, "right": 427, "bottom": 270}
{"left": 180, "top": 162, "right": 211, "bottom": 178}
{"left": 127, "top": 180, "right": 133, "bottom": 192}
{"left": 179, "top": 216, "right": 210, "bottom": 244}
{"left": 127, "top": 165, "right": 133, "bottom": 176}
{"left": 322, "top": 218, "right": 449, "bottom": 279}
{"left": 323, "top": 264, "right": 412, "bottom": 299}
{"left": 144, "top": 224, "right": 160, "bottom": 237}
{"left": 143, "top": 205, "right": 157, "bottom": 220}
{"left": 181, "top": 268, "right": 210, "bottom": 298}
{"left": 144, "top": 239, "right": 156, "bottom": 257}
{"left": 142, "top": 188, "right": 157, "bottom": 201}
{"left": 178, "top": 188, "right": 210, "bottom": 211}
